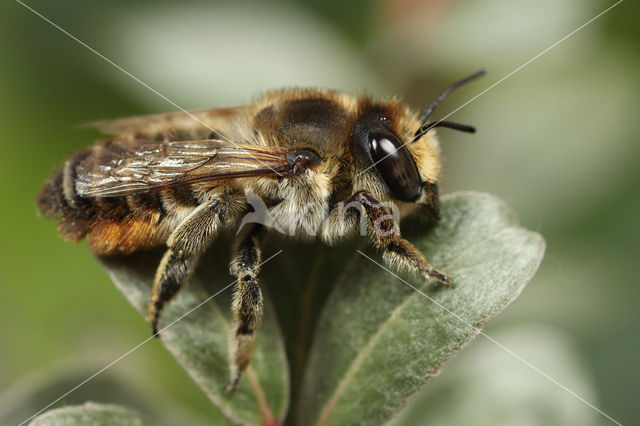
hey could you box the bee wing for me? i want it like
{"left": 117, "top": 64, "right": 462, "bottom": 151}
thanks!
{"left": 75, "top": 139, "right": 291, "bottom": 197}
{"left": 84, "top": 106, "right": 249, "bottom": 136}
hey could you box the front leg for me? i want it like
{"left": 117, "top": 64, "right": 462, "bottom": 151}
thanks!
{"left": 354, "top": 191, "right": 451, "bottom": 285}
{"left": 227, "top": 225, "right": 264, "bottom": 392}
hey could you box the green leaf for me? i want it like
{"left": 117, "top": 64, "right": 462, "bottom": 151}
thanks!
{"left": 29, "top": 402, "right": 145, "bottom": 426}
{"left": 0, "top": 365, "right": 214, "bottom": 426}
{"left": 0, "top": 367, "right": 149, "bottom": 426}
{"left": 299, "top": 192, "right": 545, "bottom": 426}
{"left": 98, "top": 247, "right": 289, "bottom": 425}
{"left": 388, "top": 325, "right": 601, "bottom": 426}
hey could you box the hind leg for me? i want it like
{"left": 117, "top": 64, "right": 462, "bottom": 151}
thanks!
{"left": 147, "top": 199, "right": 225, "bottom": 336}
{"left": 227, "top": 225, "right": 264, "bottom": 392}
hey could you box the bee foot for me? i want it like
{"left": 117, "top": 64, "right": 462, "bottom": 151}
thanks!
{"left": 423, "top": 267, "right": 451, "bottom": 286}
{"left": 226, "top": 378, "right": 240, "bottom": 393}
{"left": 147, "top": 313, "right": 160, "bottom": 338}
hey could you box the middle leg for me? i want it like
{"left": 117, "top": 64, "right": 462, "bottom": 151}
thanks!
{"left": 227, "top": 224, "right": 264, "bottom": 392}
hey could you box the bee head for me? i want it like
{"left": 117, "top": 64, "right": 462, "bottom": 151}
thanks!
{"left": 352, "top": 70, "right": 485, "bottom": 220}
{"left": 351, "top": 106, "right": 441, "bottom": 220}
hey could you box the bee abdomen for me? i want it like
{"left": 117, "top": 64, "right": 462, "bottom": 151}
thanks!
{"left": 36, "top": 151, "right": 95, "bottom": 241}
{"left": 36, "top": 150, "right": 170, "bottom": 253}
{"left": 86, "top": 188, "right": 205, "bottom": 255}
{"left": 36, "top": 179, "right": 92, "bottom": 241}
{"left": 36, "top": 168, "right": 66, "bottom": 219}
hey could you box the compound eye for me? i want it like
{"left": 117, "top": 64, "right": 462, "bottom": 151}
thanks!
{"left": 368, "top": 130, "right": 421, "bottom": 202}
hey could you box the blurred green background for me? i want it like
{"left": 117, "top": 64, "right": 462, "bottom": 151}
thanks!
{"left": 1, "top": 0, "right": 638, "bottom": 424}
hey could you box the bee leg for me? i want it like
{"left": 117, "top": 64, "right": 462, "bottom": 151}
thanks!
{"left": 354, "top": 191, "right": 451, "bottom": 285}
{"left": 226, "top": 225, "right": 264, "bottom": 392}
{"left": 147, "top": 199, "right": 225, "bottom": 336}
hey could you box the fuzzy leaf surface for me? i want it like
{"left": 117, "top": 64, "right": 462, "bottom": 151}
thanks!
{"left": 300, "top": 192, "right": 545, "bottom": 425}
{"left": 29, "top": 402, "right": 145, "bottom": 426}
{"left": 99, "top": 247, "right": 289, "bottom": 425}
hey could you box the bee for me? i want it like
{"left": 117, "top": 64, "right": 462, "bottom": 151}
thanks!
{"left": 36, "top": 70, "right": 484, "bottom": 391}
